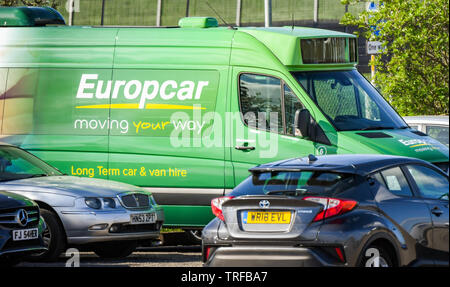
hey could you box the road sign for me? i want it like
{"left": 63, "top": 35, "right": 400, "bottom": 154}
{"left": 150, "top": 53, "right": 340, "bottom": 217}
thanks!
{"left": 367, "top": 41, "right": 383, "bottom": 54}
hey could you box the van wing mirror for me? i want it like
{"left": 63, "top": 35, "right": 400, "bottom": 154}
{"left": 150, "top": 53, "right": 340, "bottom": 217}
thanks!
{"left": 294, "top": 109, "right": 311, "bottom": 138}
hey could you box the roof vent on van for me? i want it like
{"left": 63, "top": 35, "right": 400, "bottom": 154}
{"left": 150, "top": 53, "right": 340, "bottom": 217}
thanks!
{"left": 0, "top": 6, "right": 65, "bottom": 27}
{"left": 178, "top": 17, "right": 218, "bottom": 28}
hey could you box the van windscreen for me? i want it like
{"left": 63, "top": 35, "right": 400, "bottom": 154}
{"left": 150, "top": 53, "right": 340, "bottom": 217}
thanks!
{"left": 292, "top": 70, "right": 408, "bottom": 131}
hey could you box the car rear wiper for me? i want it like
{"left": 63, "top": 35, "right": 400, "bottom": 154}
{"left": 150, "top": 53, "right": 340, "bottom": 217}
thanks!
{"left": 266, "top": 189, "right": 315, "bottom": 196}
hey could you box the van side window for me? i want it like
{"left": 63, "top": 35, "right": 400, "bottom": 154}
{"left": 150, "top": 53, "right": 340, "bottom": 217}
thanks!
{"left": 380, "top": 167, "right": 413, "bottom": 197}
{"left": 239, "top": 74, "right": 283, "bottom": 133}
{"left": 284, "top": 85, "right": 305, "bottom": 136}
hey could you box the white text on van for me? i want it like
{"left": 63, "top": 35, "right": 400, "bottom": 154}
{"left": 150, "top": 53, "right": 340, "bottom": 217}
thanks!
{"left": 76, "top": 74, "right": 209, "bottom": 109}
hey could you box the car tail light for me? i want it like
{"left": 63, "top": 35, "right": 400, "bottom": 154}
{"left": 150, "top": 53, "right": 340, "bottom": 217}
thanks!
{"left": 335, "top": 247, "right": 345, "bottom": 263}
{"left": 303, "top": 196, "right": 358, "bottom": 222}
{"left": 211, "top": 196, "right": 234, "bottom": 221}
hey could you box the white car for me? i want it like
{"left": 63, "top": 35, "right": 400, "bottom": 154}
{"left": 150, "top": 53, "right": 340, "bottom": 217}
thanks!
{"left": 403, "top": 116, "right": 449, "bottom": 147}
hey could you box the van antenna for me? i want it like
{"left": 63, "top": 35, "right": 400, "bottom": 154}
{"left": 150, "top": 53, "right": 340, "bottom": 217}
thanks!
{"left": 206, "top": 1, "right": 236, "bottom": 30}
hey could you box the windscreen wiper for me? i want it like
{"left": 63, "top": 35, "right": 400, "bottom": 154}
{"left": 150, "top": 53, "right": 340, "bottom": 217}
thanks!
{"left": 27, "top": 174, "right": 50, "bottom": 178}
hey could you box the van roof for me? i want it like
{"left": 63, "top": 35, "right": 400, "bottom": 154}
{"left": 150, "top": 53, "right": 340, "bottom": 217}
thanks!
{"left": 0, "top": 15, "right": 357, "bottom": 69}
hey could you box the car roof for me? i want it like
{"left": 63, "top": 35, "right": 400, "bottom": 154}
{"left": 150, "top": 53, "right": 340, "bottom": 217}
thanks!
{"left": 249, "top": 154, "right": 432, "bottom": 176}
{"left": 403, "top": 116, "right": 449, "bottom": 126}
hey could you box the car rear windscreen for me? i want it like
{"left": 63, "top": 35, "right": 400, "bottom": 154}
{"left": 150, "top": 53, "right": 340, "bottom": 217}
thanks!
{"left": 231, "top": 170, "right": 356, "bottom": 197}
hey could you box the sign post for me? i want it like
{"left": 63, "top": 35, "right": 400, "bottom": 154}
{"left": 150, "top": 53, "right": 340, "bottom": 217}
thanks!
{"left": 366, "top": 2, "right": 380, "bottom": 86}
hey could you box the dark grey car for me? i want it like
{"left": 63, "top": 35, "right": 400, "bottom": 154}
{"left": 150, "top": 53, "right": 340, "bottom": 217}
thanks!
{"left": 202, "top": 154, "right": 449, "bottom": 267}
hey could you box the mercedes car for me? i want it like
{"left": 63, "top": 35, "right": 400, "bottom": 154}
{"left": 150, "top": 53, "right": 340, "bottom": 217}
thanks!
{"left": 0, "top": 191, "right": 47, "bottom": 265}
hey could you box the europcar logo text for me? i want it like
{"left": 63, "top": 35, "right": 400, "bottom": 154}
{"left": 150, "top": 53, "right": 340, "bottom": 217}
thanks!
{"left": 75, "top": 74, "right": 209, "bottom": 110}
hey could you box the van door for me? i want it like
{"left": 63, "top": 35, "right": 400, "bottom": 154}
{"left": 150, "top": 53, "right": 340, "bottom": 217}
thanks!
{"left": 229, "top": 68, "right": 315, "bottom": 185}
{"left": 106, "top": 68, "right": 226, "bottom": 225}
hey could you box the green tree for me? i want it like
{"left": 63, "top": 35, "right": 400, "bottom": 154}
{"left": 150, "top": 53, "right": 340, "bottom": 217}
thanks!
{"left": 1, "top": 0, "right": 58, "bottom": 8}
{"left": 341, "top": 0, "right": 449, "bottom": 116}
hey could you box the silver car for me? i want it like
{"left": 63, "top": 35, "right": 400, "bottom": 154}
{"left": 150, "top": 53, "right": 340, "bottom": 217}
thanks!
{"left": 0, "top": 143, "right": 164, "bottom": 261}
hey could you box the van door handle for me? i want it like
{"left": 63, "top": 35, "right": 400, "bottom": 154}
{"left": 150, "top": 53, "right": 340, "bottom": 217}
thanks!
{"left": 235, "top": 145, "right": 255, "bottom": 151}
{"left": 431, "top": 207, "right": 444, "bottom": 216}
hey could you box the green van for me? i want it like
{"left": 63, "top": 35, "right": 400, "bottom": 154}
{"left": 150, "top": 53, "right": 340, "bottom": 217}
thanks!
{"left": 0, "top": 7, "right": 448, "bottom": 231}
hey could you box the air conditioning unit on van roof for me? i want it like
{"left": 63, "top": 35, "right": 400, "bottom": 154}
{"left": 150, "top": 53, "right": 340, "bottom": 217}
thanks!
{"left": 0, "top": 6, "right": 65, "bottom": 27}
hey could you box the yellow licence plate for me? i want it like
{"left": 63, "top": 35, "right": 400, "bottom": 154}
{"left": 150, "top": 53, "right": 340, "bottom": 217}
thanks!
{"left": 244, "top": 211, "right": 291, "bottom": 224}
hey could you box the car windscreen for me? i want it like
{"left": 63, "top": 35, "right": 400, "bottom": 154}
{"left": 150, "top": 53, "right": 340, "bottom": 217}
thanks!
{"left": 231, "top": 170, "right": 357, "bottom": 197}
{"left": 0, "top": 146, "right": 62, "bottom": 182}
{"left": 291, "top": 70, "right": 408, "bottom": 131}
{"left": 426, "top": 125, "right": 449, "bottom": 147}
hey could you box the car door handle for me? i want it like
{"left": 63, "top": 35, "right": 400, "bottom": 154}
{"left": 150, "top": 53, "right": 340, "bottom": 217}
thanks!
{"left": 431, "top": 207, "right": 444, "bottom": 216}
{"left": 234, "top": 145, "right": 255, "bottom": 151}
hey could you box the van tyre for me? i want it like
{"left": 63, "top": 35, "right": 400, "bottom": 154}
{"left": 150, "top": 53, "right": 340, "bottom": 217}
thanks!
{"left": 93, "top": 241, "right": 137, "bottom": 259}
{"left": 359, "top": 245, "right": 393, "bottom": 267}
{"left": 32, "top": 209, "right": 66, "bottom": 262}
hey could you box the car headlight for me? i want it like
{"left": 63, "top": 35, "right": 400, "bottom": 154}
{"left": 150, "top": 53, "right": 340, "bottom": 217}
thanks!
{"left": 85, "top": 197, "right": 102, "bottom": 209}
{"left": 103, "top": 197, "right": 116, "bottom": 208}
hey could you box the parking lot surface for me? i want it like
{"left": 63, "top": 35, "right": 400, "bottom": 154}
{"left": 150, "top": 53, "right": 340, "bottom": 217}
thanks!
{"left": 18, "top": 246, "right": 202, "bottom": 267}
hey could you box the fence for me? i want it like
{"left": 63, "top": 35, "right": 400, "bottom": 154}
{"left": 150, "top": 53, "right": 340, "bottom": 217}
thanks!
{"left": 4, "top": 0, "right": 371, "bottom": 72}
{"left": 53, "top": 0, "right": 367, "bottom": 27}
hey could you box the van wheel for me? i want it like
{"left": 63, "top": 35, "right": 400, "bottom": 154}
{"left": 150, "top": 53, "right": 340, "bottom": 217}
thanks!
{"left": 359, "top": 245, "right": 393, "bottom": 267}
{"left": 93, "top": 241, "right": 137, "bottom": 259}
{"left": 184, "top": 229, "right": 202, "bottom": 245}
{"left": 30, "top": 209, "right": 66, "bottom": 262}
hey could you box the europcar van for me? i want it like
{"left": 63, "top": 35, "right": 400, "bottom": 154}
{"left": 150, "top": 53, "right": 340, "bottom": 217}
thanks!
{"left": 0, "top": 7, "right": 448, "bottom": 231}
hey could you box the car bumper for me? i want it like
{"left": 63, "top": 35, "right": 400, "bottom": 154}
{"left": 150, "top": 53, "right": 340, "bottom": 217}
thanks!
{"left": 204, "top": 246, "right": 345, "bottom": 267}
{"left": 0, "top": 218, "right": 47, "bottom": 257}
{"left": 57, "top": 207, "right": 164, "bottom": 245}
{"left": 0, "top": 246, "right": 47, "bottom": 257}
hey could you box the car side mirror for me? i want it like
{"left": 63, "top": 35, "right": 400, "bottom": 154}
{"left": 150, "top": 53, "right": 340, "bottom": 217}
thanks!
{"left": 294, "top": 109, "right": 311, "bottom": 138}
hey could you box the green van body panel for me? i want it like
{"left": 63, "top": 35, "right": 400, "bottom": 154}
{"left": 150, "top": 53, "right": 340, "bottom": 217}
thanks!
{"left": 0, "top": 15, "right": 448, "bottom": 227}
